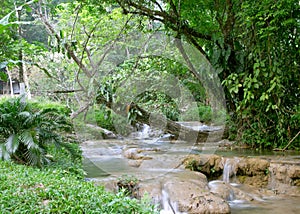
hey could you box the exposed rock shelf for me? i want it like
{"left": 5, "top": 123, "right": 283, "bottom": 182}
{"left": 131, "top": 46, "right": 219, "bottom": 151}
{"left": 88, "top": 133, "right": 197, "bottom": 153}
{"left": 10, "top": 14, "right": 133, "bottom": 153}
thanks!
{"left": 183, "top": 154, "right": 300, "bottom": 195}
{"left": 81, "top": 139, "right": 300, "bottom": 213}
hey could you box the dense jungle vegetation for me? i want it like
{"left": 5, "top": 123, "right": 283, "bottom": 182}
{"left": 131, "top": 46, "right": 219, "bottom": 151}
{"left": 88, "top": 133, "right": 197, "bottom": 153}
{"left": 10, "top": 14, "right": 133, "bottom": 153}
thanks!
{"left": 1, "top": 0, "right": 299, "bottom": 149}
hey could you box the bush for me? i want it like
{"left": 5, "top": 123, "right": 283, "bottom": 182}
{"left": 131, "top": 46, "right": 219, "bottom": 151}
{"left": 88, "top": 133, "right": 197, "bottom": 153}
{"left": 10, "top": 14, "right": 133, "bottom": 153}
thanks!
{"left": 30, "top": 100, "right": 72, "bottom": 117}
{"left": 180, "top": 104, "right": 212, "bottom": 123}
{"left": 0, "top": 161, "right": 158, "bottom": 213}
{"left": 94, "top": 108, "right": 115, "bottom": 131}
{"left": 0, "top": 97, "right": 78, "bottom": 167}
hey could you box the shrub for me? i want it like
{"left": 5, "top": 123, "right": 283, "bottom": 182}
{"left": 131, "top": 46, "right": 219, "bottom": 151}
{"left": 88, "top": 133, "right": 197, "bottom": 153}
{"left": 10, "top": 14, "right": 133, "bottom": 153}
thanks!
{"left": 94, "top": 108, "right": 115, "bottom": 131}
{"left": 180, "top": 103, "right": 212, "bottom": 123}
{"left": 0, "top": 97, "right": 78, "bottom": 167}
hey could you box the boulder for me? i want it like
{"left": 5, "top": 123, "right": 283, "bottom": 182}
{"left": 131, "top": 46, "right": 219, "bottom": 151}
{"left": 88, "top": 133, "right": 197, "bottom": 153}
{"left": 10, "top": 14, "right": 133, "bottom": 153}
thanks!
{"left": 123, "top": 148, "right": 153, "bottom": 160}
{"left": 183, "top": 154, "right": 223, "bottom": 179}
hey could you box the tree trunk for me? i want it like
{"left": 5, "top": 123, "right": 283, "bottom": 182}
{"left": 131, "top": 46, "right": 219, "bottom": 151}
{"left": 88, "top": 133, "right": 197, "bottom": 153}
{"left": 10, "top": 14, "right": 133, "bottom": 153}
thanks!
{"left": 128, "top": 103, "right": 224, "bottom": 143}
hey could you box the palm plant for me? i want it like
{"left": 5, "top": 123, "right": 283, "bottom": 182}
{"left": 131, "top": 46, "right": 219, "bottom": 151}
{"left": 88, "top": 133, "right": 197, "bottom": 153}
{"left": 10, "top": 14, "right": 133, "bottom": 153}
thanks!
{"left": 0, "top": 97, "right": 78, "bottom": 167}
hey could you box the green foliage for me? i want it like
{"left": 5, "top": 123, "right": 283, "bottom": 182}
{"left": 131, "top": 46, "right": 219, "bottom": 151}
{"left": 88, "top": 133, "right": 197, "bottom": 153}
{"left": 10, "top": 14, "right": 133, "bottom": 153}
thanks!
{"left": 94, "top": 108, "right": 115, "bottom": 131}
{"left": 0, "top": 97, "right": 78, "bottom": 167}
{"left": 96, "top": 56, "right": 208, "bottom": 125}
{"left": 106, "top": 0, "right": 299, "bottom": 150}
{"left": 117, "top": 174, "right": 140, "bottom": 198}
{"left": 0, "top": 70, "right": 8, "bottom": 82}
{"left": 0, "top": 161, "right": 158, "bottom": 213}
{"left": 0, "top": 1, "right": 46, "bottom": 74}
{"left": 181, "top": 104, "right": 212, "bottom": 123}
{"left": 223, "top": 0, "right": 300, "bottom": 149}
{"left": 30, "top": 99, "right": 72, "bottom": 117}
{"left": 3, "top": 0, "right": 295, "bottom": 150}
{"left": 185, "top": 159, "right": 202, "bottom": 172}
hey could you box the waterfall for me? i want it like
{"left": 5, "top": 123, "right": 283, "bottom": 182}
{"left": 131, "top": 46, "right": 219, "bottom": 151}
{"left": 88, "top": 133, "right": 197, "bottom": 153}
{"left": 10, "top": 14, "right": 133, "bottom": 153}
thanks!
{"left": 223, "top": 158, "right": 238, "bottom": 183}
{"left": 160, "top": 189, "right": 186, "bottom": 214}
{"left": 129, "top": 124, "right": 151, "bottom": 139}
{"left": 138, "top": 124, "right": 150, "bottom": 139}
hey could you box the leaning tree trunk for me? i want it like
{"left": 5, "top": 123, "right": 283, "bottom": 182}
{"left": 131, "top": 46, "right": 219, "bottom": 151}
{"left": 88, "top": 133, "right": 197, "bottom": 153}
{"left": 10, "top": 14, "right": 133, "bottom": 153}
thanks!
{"left": 127, "top": 103, "right": 224, "bottom": 143}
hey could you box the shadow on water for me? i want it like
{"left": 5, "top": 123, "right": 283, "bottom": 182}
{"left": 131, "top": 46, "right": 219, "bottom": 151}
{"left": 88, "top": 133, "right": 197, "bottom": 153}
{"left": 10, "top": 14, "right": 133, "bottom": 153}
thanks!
{"left": 230, "top": 196, "right": 300, "bottom": 214}
{"left": 82, "top": 158, "right": 111, "bottom": 177}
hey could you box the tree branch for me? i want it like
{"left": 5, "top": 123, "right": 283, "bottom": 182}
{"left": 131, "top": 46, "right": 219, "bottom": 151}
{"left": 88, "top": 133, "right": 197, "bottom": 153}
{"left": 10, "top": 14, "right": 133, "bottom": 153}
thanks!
{"left": 35, "top": 8, "right": 93, "bottom": 78}
{"left": 117, "top": 0, "right": 212, "bottom": 41}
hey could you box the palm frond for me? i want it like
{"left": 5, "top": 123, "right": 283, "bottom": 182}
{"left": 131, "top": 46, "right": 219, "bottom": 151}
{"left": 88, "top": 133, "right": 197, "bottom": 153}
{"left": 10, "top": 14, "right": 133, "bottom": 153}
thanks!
{"left": 24, "top": 147, "right": 46, "bottom": 167}
{"left": 0, "top": 144, "right": 11, "bottom": 160}
{"left": 0, "top": 97, "right": 76, "bottom": 167}
{"left": 5, "top": 134, "right": 20, "bottom": 154}
{"left": 19, "top": 131, "right": 39, "bottom": 150}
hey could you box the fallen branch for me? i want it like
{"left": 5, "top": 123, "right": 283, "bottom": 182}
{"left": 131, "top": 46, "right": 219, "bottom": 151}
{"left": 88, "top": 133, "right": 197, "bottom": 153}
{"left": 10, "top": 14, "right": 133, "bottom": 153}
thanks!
{"left": 274, "top": 130, "right": 300, "bottom": 151}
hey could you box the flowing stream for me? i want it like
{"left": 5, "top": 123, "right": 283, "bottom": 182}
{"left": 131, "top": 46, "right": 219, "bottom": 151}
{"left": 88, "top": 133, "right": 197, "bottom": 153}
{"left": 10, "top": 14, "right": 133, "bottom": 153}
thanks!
{"left": 81, "top": 123, "right": 300, "bottom": 213}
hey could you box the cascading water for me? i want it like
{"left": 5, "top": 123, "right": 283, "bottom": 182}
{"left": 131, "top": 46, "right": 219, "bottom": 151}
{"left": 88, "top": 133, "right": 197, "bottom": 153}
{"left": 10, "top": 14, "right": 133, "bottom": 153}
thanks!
{"left": 160, "top": 189, "right": 186, "bottom": 214}
{"left": 128, "top": 124, "right": 151, "bottom": 139}
{"left": 223, "top": 158, "right": 238, "bottom": 183}
{"left": 138, "top": 124, "right": 151, "bottom": 139}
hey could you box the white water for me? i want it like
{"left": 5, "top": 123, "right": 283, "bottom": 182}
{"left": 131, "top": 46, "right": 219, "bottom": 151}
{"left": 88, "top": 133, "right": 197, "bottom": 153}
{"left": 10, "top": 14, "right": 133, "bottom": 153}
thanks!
{"left": 160, "top": 189, "right": 186, "bottom": 214}
{"left": 129, "top": 124, "right": 163, "bottom": 140}
{"left": 223, "top": 158, "right": 238, "bottom": 183}
{"left": 138, "top": 124, "right": 151, "bottom": 139}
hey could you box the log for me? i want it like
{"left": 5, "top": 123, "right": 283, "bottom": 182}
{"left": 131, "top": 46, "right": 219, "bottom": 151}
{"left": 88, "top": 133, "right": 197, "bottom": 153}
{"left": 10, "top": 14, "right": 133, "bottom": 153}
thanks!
{"left": 130, "top": 103, "right": 224, "bottom": 143}
{"left": 96, "top": 95, "right": 223, "bottom": 142}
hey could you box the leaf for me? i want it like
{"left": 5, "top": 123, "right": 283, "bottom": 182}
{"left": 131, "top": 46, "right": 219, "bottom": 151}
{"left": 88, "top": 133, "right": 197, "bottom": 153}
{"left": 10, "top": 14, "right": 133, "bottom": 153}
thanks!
{"left": 60, "top": 30, "right": 64, "bottom": 39}
{"left": 0, "top": 71, "right": 8, "bottom": 82}
{"left": 20, "top": 131, "right": 38, "bottom": 150}
{"left": 0, "top": 61, "right": 8, "bottom": 69}
{"left": 10, "top": 21, "right": 32, "bottom": 25}
{"left": 5, "top": 134, "right": 20, "bottom": 154}
{"left": 0, "top": 145, "right": 10, "bottom": 160}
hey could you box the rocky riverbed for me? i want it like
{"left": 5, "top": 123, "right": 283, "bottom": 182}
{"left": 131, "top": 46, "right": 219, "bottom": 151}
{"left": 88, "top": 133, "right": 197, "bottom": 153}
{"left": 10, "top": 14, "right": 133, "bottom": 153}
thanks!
{"left": 81, "top": 137, "right": 300, "bottom": 213}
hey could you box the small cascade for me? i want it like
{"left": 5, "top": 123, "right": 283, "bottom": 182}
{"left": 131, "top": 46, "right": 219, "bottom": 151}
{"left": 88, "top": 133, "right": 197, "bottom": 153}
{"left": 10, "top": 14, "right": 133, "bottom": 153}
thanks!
{"left": 160, "top": 189, "right": 185, "bottom": 214}
{"left": 137, "top": 124, "right": 151, "bottom": 139}
{"left": 128, "top": 124, "right": 151, "bottom": 139}
{"left": 223, "top": 158, "right": 239, "bottom": 183}
{"left": 267, "top": 167, "right": 278, "bottom": 193}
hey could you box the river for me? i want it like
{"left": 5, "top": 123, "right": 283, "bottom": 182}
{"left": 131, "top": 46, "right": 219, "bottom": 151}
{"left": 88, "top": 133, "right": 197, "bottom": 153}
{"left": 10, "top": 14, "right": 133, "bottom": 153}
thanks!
{"left": 80, "top": 124, "right": 300, "bottom": 213}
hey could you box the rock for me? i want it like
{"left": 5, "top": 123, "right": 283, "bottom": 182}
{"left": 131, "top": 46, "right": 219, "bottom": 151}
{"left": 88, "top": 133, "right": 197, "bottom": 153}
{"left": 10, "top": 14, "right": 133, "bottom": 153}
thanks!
{"left": 269, "top": 163, "right": 300, "bottom": 188}
{"left": 123, "top": 148, "right": 153, "bottom": 160}
{"left": 209, "top": 180, "right": 235, "bottom": 201}
{"left": 187, "top": 194, "right": 230, "bottom": 214}
{"left": 86, "top": 124, "right": 118, "bottom": 139}
{"left": 139, "top": 154, "right": 184, "bottom": 170}
{"left": 287, "top": 165, "right": 300, "bottom": 179}
{"left": 183, "top": 154, "right": 223, "bottom": 179}
{"left": 218, "top": 139, "right": 234, "bottom": 148}
{"left": 237, "top": 158, "right": 270, "bottom": 176}
{"left": 127, "top": 160, "right": 143, "bottom": 167}
{"left": 238, "top": 175, "right": 269, "bottom": 187}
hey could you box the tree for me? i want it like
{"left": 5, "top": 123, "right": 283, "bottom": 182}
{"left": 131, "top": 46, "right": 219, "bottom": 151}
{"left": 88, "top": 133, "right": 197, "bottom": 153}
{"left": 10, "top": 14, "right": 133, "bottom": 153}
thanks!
{"left": 0, "top": 0, "right": 47, "bottom": 97}
{"left": 96, "top": 0, "right": 300, "bottom": 148}
{"left": 9, "top": 0, "right": 298, "bottom": 148}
